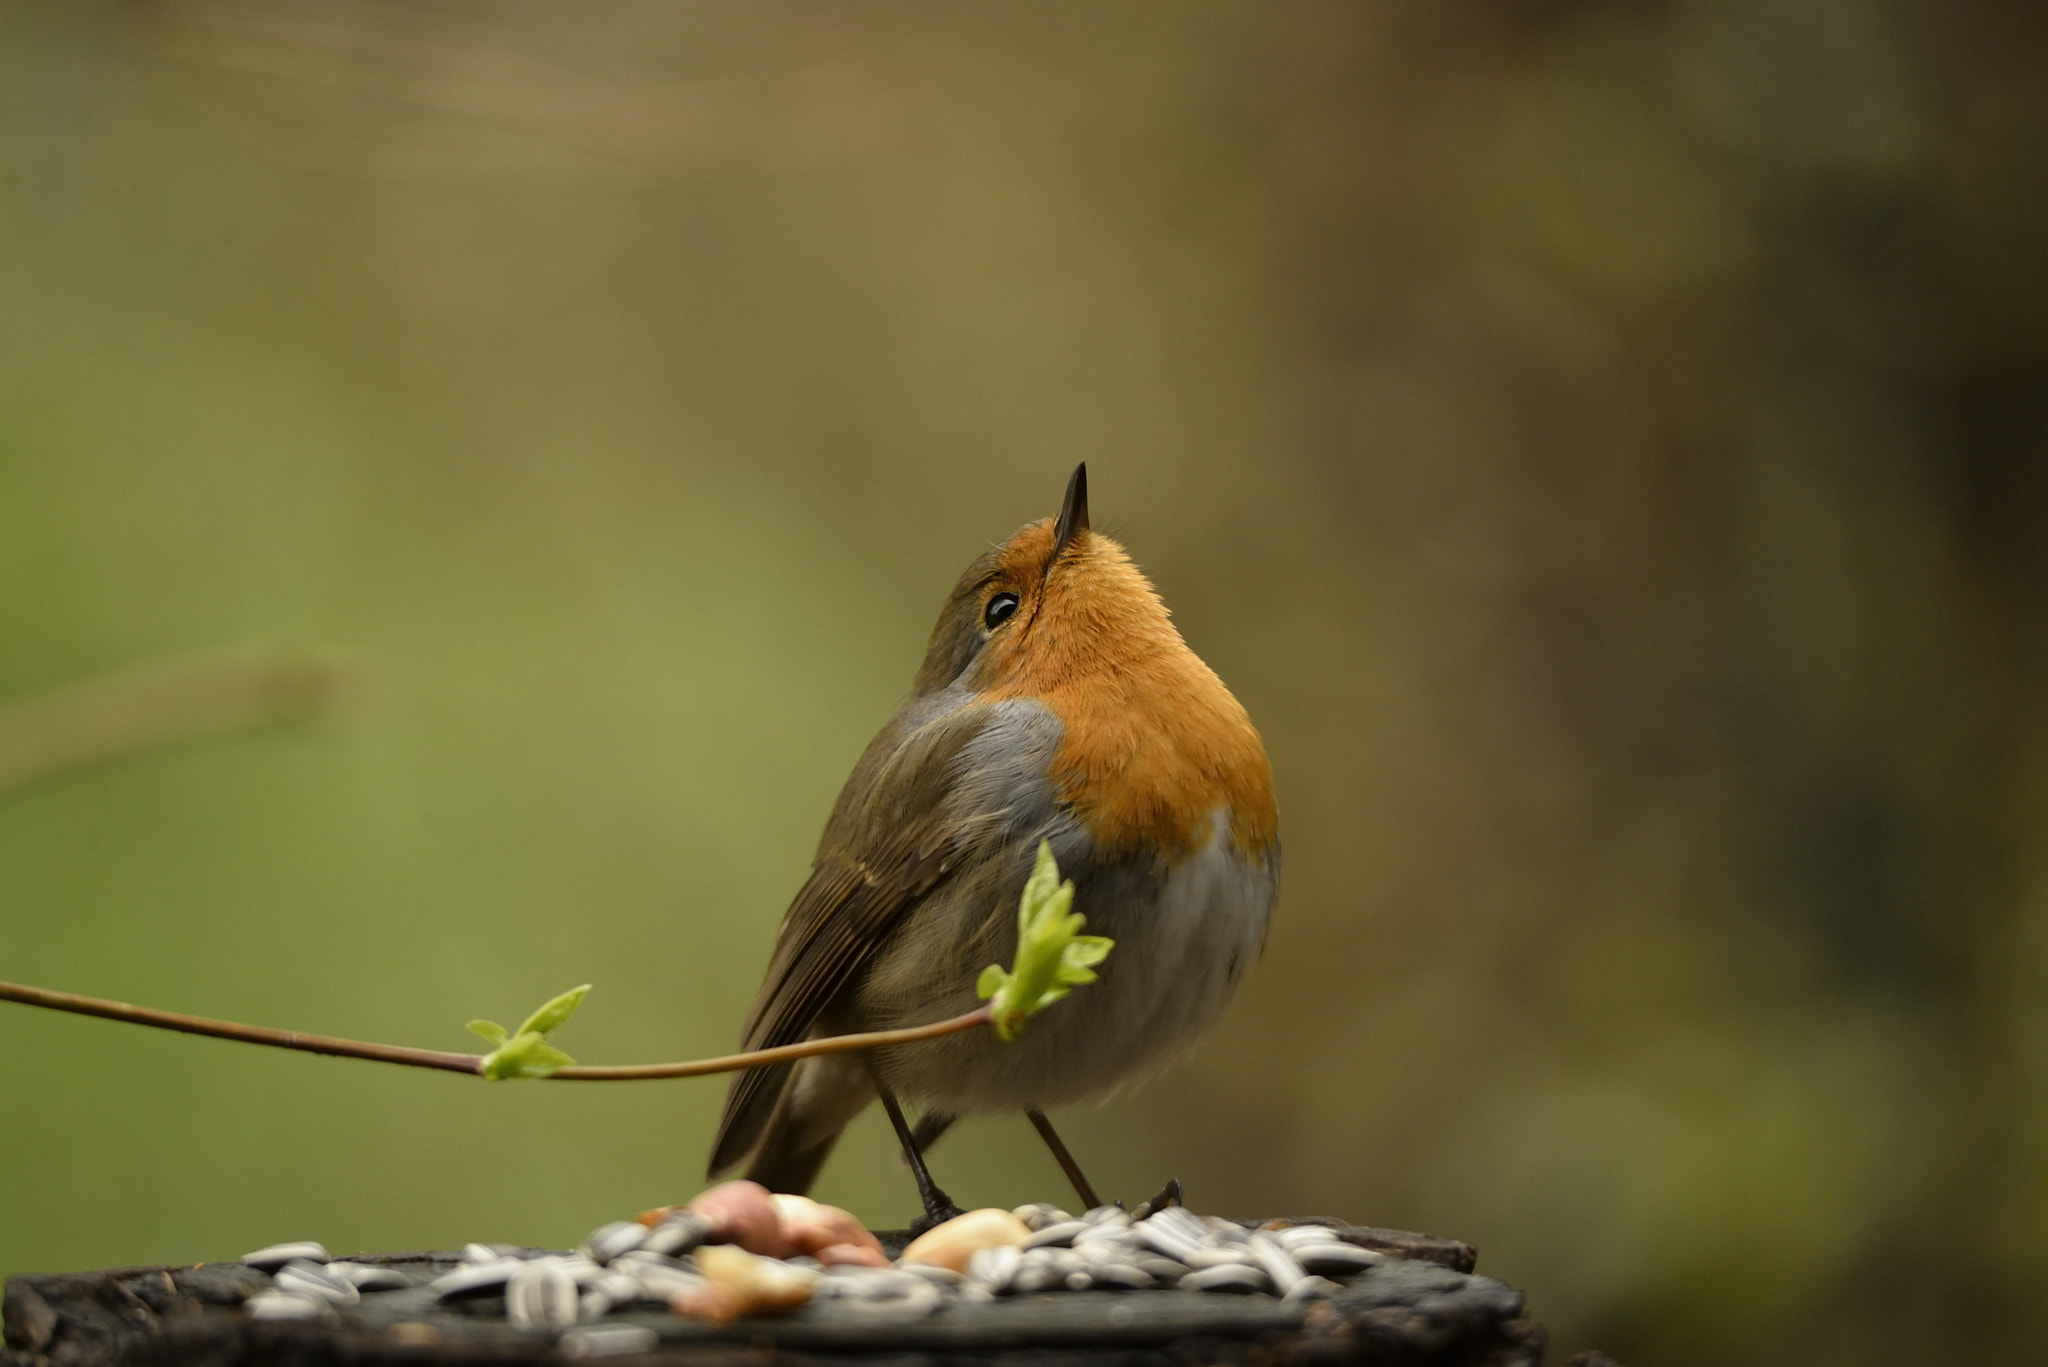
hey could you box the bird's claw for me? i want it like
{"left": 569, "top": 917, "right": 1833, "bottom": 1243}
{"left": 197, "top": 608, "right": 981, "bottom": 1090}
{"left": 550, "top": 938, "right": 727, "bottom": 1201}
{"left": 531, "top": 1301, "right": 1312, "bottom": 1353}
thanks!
{"left": 1130, "top": 1177, "right": 1183, "bottom": 1221}
{"left": 907, "top": 1193, "right": 967, "bottom": 1235}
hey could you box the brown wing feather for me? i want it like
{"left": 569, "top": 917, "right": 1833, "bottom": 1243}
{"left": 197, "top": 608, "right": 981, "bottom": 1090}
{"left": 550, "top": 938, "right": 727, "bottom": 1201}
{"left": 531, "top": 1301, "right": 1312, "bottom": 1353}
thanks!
{"left": 708, "top": 703, "right": 993, "bottom": 1176}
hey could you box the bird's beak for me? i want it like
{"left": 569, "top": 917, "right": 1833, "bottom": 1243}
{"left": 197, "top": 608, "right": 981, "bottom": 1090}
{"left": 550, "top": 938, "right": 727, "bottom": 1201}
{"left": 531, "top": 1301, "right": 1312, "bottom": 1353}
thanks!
{"left": 1050, "top": 462, "right": 1089, "bottom": 566}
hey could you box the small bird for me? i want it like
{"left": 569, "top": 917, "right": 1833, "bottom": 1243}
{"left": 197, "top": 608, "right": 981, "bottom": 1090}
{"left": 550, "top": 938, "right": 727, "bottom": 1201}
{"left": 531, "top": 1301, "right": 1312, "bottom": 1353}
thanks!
{"left": 708, "top": 465, "right": 1278, "bottom": 1220}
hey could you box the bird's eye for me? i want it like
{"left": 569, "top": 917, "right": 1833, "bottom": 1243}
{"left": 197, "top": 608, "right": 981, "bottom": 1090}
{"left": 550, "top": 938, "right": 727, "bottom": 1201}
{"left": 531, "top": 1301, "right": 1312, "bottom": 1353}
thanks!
{"left": 984, "top": 592, "right": 1020, "bottom": 630}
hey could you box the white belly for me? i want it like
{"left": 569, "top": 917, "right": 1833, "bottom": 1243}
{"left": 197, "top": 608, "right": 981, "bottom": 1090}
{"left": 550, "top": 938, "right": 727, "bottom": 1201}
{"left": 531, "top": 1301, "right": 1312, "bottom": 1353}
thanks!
{"left": 862, "top": 807, "right": 1277, "bottom": 1115}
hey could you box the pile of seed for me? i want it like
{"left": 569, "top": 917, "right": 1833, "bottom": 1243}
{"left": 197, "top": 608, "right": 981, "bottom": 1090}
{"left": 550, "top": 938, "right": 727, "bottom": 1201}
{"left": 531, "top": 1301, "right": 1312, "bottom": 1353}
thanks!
{"left": 236, "top": 1202, "right": 1385, "bottom": 1357}
{"left": 959, "top": 1202, "right": 1379, "bottom": 1302}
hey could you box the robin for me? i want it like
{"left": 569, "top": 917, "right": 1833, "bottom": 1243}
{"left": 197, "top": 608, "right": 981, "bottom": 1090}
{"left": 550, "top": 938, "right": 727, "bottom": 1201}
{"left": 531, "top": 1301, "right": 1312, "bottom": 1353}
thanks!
{"left": 708, "top": 465, "right": 1278, "bottom": 1221}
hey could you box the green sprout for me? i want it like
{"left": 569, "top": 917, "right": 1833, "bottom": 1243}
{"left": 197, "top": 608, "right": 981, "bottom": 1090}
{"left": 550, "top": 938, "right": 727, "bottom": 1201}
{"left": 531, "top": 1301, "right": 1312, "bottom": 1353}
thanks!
{"left": 468, "top": 983, "right": 590, "bottom": 1080}
{"left": 977, "top": 841, "right": 1115, "bottom": 1041}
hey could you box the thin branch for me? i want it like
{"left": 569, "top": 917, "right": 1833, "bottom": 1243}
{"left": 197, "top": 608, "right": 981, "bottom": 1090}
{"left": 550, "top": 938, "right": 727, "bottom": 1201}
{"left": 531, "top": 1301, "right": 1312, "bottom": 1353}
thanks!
{"left": 0, "top": 651, "right": 365, "bottom": 800}
{"left": 0, "top": 978, "right": 991, "bottom": 1080}
{"left": 0, "top": 979, "right": 481, "bottom": 1073}
{"left": 546, "top": 1008, "right": 993, "bottom": 1080}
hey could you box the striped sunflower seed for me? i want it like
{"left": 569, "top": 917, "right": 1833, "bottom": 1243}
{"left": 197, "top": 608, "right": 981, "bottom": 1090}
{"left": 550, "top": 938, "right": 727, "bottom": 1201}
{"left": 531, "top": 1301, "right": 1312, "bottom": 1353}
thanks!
{"left": 1290, "top": 1242, "right": 1384, "bottom": 1276}
{"left": 275, "top": 1261, "right": 359, "bottom": 1307}
{"left": 1133, "top": 1220, "right": 1203, "bottom": 1262}
{"left": 829, "top": 1277, "right": 944, "bottom": 1322}
{"left": 1088, "top": 1263, "right": 1155, "bottom": 1290}
{"left": 1010, "top": 1203, "right": 1073, "bottom": 1232}
{"left": 640, "top": 1213, "right": 710, "bottom": 1258}
{"left": 1023, "top": 1220, "right": 1088, "bottom": 1250}
{"left": 1144, "top": 1206, "right": 1212, "bottom": 1245}
{"left": 241, "top": 1242, "right": 329, "bottom": 1272}
{"left": 1283, "top": 1274, "right": 1343, "bottom": 1303}
{"left": 1249, "top": 1234, "right": 1307, "bottom": 1296}
{"left": 581, "top": 1222, "right": 647, "bottom": 1265}
{"left": 1181, "top": 1263, "right": 1272, "bottom": 1295}
{"left": 245, "top": 1290, "right": 333, "bottom": 1321}
{"left": 430, "top": 1262, "right": 520, "bottom": 1301}
{"left": 559, "top": 1324, "right": 659, "bottom": 1358}
{"left": 1136, "top": 1256, "right": 1190, "bottom": 1283}
{"left": 1008, "top": 1263, "right": 1065, "bottom": 1295}
{"left": 506, "top": 1260, "right": 580, "bottom": 1332}
{"left": 327, "top": 1262, "right": 413, "bottom": 1292}
{"left": 965, "top": 1243, "right": 1020, "bottom": 1292}
{"left": 1270, "top": 1223, "right": 1344, "bottom": 1250}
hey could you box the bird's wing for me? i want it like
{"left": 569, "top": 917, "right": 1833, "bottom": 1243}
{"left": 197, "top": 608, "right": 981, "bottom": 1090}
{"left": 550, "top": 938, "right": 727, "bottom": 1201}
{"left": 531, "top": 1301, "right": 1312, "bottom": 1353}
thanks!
{"left": 708, "top": 701, "right": 998, "bottom": 1177}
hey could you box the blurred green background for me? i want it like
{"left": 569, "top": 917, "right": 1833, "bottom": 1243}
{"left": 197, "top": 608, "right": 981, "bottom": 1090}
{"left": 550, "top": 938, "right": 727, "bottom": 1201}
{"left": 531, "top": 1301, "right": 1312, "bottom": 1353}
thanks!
{"left": 3, "top": 3, "right": 2045, "bottom": 1362}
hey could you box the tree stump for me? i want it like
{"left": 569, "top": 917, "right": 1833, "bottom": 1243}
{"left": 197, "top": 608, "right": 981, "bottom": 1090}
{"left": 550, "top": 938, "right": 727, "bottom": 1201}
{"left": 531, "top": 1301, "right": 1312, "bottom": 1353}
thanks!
{"left": 3, "top": 1219, "right": 1549, "bottom": 1366}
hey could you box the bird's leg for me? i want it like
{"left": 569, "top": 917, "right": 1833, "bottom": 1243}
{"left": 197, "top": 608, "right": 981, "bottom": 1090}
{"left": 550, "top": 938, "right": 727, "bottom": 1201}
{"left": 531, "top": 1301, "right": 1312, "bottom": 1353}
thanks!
{"left": 1025, "top": 1108, "right": 1103, "bottom": 1212}
{"left": 872, "top": 1077, "right": 965, "bottom": 1231}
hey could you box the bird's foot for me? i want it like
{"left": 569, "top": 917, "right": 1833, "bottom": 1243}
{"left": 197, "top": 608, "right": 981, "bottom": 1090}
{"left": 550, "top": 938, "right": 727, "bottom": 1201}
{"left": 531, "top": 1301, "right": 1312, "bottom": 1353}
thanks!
{"left": 1130, "top": 1177, "right": 1183, "bottom": 1221}
{"left": 907, "top": 1190, "right": 968, "bottom": 1235}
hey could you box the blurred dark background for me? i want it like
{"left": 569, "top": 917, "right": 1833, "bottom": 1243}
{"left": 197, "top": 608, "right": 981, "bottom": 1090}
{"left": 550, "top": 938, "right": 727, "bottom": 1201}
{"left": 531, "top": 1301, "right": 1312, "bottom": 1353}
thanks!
{"left": 3, "top": 3, "right": 2045, "bottom": 1363}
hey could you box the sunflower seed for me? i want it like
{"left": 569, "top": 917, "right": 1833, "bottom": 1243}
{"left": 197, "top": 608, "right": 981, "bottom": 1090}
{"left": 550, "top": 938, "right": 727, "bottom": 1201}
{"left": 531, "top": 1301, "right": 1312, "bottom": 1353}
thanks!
{"left": 1271, "top": 1223, "right": 1344, "bottom": 1250}
{"left": 1075, "top": 1222, "right": 1140, "bottom": 1246}
{"left": 242, "top": 1242, "right": 329, "bottom": 1272}
{"left": 327, "top": 1263, "right": 413, "bottom": 1292}
{"left": 623, "top": 1263, "right": 703, "bottom": 1300}
{"left": 1283, "top": 1274, "right": 1343, "bottom": 1303}
{"left": 534, "top": 1256, "right": 597, "bottom": 1286}
{"left": 819, "top": 1268, "right": 914, "bottom": 1299}
{"left": 898, "top": 1262, "right": 964, "bottom": 1286}
{"left": 1249, "top": 1234, "right": 1306, "bottom": 1296}
{"left": 1077, "top": 1239, "right": 1142, "bottom": 1270}
{"left": 1133, "top": 1220, "right": 1203, "bottom": 1262}
{"left": 1184, "top": 1246, "right": 1258, "bottom": 1270}
{"left": 506, "top": 1260, "right": 579, "bottom": 1332}
{"left": 830, "top": 1276, "right": 944, "bottom": 1321}
{"left": 1145, "top": 1206, "right": 1212, "bottom": 1245}
{"left": 1081, "top": 1205, "right": 1130, "bottom": 1227}
{"left": 1063, "top": 1271, "right": 1093, "bottom": 1291}
{"left": 1044, "top": 1247, "right": 1088, "bottom": 1277}
{"left": 1011, "top": 1203, "right": 1073, "bottom": 1232}
{"left": 430, "top": 1262, "right": 519, "bottom": 1301}
{"left": 1023, "top": 1220, "right": 1088, "bottom": 1250}
{"left": 1009, "top": 1263, "right": 1064, "bottom": 1295}
{"left": 595, "top": 1272, "right": 641, "bottom": 1305}
{"left": 581, "top": 1222, "right": 647, "bottom": 1265}
{"left": 1290, "top": 1242, "right": 1384, "bottom": 1276}
{"left": 1136, "top": 1256, "right": 1190, "bottom": 1283}
{"left": 1181, "top": 1263, "right": 1272, "bottom": 1295}
{"left": 641, "top": 1212, "right": 711, "bottom": 1257}
{"left": 1088, "top": 1263, "right": 1155, "bottom": 1290}
{"left": 559, "top": 1324, "right": 659, "bottom": 1358}
{"left": 965, "top": 1244, "right": 1019, "bottom": 1292}
{"left": 275, "top": 1261, "right": 359, "bottom": 1307}
{"left": 246, "top": 1290, "right": 333, "bottom": 1321}
{"left": 460, "top": 1243, "right": 517, "bottom": 1266}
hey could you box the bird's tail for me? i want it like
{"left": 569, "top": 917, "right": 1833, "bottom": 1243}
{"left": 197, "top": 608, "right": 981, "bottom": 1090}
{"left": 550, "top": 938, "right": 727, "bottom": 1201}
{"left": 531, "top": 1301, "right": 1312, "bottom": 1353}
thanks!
{"left": 710, "top": 1053, "right": 871, "bottom": 1194}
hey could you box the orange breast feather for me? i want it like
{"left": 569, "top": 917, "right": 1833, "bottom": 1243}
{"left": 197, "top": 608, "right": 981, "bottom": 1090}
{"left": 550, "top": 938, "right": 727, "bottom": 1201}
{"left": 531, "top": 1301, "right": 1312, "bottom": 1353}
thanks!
{"left": 980, "top": 524, "right": 1277, "bottom": 867}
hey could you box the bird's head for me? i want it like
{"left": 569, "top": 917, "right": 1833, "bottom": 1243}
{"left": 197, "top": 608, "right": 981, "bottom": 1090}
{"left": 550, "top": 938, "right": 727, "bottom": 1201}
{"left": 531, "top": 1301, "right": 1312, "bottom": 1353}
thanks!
{"left": 914, "top": 464, "right": 1179, "bottom": 698}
